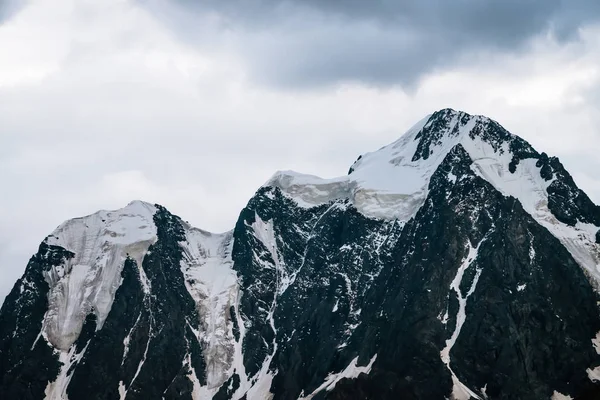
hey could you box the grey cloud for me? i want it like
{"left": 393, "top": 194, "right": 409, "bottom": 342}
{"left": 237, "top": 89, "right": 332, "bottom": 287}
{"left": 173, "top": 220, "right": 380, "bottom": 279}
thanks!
{"left": 140, "top": 0, "right": 600, "bottom": 87}
{"left": 0, "top": 0, "right": 27, "bottom": 23}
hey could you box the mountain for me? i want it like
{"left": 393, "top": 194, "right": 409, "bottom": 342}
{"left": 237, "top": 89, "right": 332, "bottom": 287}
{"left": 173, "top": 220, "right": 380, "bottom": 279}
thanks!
{"left": 2, "top": 108, "right": 600, "bottom": 400}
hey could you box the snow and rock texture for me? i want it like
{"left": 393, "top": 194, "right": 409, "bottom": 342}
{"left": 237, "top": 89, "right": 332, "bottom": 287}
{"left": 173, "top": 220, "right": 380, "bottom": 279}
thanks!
{"left": 179, "top": 225, "right": 237, "bottom": 394}
{"left": 43, "top": 200, "right": 158, "bottom": 350}
{"left": 3, "top": 108, "right": 600, "bottom": 399}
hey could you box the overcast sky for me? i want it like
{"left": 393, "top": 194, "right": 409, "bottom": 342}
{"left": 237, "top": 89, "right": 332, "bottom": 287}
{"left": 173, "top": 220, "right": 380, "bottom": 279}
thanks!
{"left": 2, "top": 0, "right": 600, "bottom": 304}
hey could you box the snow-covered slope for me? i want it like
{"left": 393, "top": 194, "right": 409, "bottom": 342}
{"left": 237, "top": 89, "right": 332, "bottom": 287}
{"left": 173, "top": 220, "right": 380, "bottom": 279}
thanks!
{"left": 264, "top": 112, "right": 483, "bottom": 220}
{"left": 179, "top": 225, "right": 238, "bottom": 393}
{"left": 42, "top": 200, "right": 157, "bottom": 350}
{"left": 264, "top": 113, "right": 439, "bottom": 221}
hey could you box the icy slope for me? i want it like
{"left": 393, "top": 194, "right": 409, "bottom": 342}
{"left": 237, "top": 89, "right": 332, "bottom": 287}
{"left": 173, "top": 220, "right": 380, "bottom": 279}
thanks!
{"left": 42, "top": 200, "right": 157, "bottom": 350}
{"left": 179, "top": 225, "right": 238, "bottom": 392}
{"left": 265, "top": 113, "right": 448, "bottom": 221}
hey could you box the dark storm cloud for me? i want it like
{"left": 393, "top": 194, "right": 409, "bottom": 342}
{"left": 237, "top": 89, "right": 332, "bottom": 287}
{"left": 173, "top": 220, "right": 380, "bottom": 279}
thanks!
{"left": 141, "top": 0, "right": 600, "bottom": 88}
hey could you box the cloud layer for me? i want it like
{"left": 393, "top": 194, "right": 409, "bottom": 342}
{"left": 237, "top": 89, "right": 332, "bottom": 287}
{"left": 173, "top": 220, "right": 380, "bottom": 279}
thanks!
{"left": 142, "top": 0, "right": 600, "bottom": 87}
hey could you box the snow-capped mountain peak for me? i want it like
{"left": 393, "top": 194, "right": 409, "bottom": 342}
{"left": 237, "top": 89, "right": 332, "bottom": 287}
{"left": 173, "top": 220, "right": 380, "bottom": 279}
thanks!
{"left": 42, "top": 200, "right": 158, "bottom": 350}
{"left": 267, "top": 108, "right": 600, "bottom": 288}
{"left": 266, "top": 109, "right": 531, "bottom": 222}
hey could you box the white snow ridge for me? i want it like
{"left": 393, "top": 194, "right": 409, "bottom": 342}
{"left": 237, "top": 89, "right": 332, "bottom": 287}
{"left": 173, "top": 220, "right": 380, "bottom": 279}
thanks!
{"left": 264, "top": 114, "right": 435, "bottom": 222}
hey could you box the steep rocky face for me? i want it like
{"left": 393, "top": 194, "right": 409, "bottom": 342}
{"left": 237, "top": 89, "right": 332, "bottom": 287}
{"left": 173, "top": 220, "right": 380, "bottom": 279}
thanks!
{"left": 323, "top": 145, "right": 600, "bottom": 400}
{"left": 2, "top": 108, "right": 600, "bottom": 400}
{"left": 0, "top": 204, "right": 226, "bottom": 399}
{"left": 65, "top": 206, "right": 208, "bottom": 400}
{"left": 0, "top": 242, "right": 68, "bottom": 399}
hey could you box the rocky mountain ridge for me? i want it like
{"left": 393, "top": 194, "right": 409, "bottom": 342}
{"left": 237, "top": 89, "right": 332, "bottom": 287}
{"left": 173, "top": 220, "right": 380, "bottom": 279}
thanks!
{"left": 2, "top": 108, "right": 600, "bottom": 399}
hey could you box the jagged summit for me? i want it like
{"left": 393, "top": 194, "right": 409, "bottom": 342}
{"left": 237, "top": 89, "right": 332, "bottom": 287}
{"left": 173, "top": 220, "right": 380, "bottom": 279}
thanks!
{"left": 266, "top": 108, "right": 600, "bottom": 286}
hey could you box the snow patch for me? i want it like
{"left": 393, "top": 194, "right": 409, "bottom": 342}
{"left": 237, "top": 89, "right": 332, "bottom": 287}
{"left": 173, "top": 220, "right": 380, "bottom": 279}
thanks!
{"left": 299, "top": 355, "right": 377, "bottom": 399}
{"left": 332, "top": 299, "right": 339, "bottom": 312}
{"left": 587, "top": 365, "right": 600, "bottom": 382}
{"left": 448, "top": 172, "right": 458, "bottom": 184}
{"left": 481, "top": 384, "right": 488, "bottom": 399}
{"left": 592, "top": 331, "right": 600, "bottom": 354}
{"left": 264, "top": 171, "right": 350, "bottom": 209}
{"left": 439, "top": 307, "right": 450, "bottom": 325}
{"left": 185, "top": 351, "right": 215, "bottom": 400}
{"left": 551, "top": 390, "right": 574, "bottom": 399}
{"left": 118, "top": 381, "right": 126, "bottom": 400}
{"left": 245, "top": 354, "right": 276, "bottom": 400}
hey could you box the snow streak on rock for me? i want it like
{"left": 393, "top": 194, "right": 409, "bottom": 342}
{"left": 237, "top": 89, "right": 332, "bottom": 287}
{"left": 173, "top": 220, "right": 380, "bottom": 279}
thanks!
{"left": 44, "top": 342, "right": 89, "bottom": 400}
{"left": 244, "top": 213, "right": 283, "bottom": 400}
{"left": 551, "top": 391, "right": 574, "bottom": 400}
{"left": 299, "top": 355, "right": 377, "bottom": 399}
{"left": 441, "top": 240, "right": 484, "bottom": 400}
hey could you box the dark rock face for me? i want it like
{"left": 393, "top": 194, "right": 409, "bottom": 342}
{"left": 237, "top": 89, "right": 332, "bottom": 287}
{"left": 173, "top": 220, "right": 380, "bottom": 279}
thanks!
{"left": 66, "top": 205, "right": 206, "bottom": 400}
{"left": 0, "top": 243, "right": 69, "bottom": 399}
{"left": 0, "top": 206, "right": 207, "bottom": 399}
{"left": 214, "top": 373, "right": 241, "bottom": 400}
{"left": 232, "top": 186, "right": 403, "bottom": 399}
{"left": 546, "top": 157, "right": 600, "bottom": 227}
{"left": 421, "top": 147, "right": 600, "bottom": 399}
{"left": 226, "top": 144, "right": 600, "bottom": 400}
{"left": 123, "top": 206, "right": 206, "bottom": 400}
{"left": 2, "top": 109, "right": 600, "bottom": 399}
{"left": 413, "top": 108, "right": 463, "bottom": 161}
{"left": 66, "top": 256, "right": 148, "bottom": 400}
